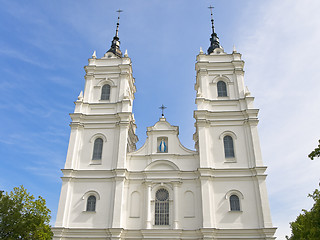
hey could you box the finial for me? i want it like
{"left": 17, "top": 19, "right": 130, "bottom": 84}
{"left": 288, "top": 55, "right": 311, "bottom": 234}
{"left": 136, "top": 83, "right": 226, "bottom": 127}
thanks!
{"left": 207, "top": 5, "right": 222, "bottom": 54}
{"left": 124, "top": 49, "right": 128, "bottom": 57}
{"left": 200, "top": 47, "right": 204, "bottom": 54}
{"left": 78, "top": 91, "right": 83, "bottom": 100}
{"left": 92, "top": 50, "right": 96, "bottom": 58}
{"left": 107, "top": 9, "right": 123, "bottom": 58}
{"left": 208, "top": 5, "right": 215, "bottom": 34}
{"left": 233, "top": 45, "right": 237, "bottom": 53}
{"left": 115, "top": 9, "right": 123, "bottom": 38}
{"left": 245, "top": 86, "right": 251, "bottom": 96}
{"left": 159, "top": 104, "right": 167, "bottom": 117}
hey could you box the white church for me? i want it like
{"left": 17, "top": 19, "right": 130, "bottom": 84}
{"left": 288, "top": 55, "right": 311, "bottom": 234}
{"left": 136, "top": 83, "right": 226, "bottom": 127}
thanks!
{"left": 52, "top": 9, "right": 277, "bottom": 240}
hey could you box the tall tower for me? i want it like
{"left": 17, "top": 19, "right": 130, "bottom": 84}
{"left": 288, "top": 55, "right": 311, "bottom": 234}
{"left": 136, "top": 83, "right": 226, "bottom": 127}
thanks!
{"left": 193, "top": 7, "right": 276, "bottom": 239}
{"left": 53, "top": 12, "right": 139, "bottom": 238}
{"left": 53, "top": 8, "right": 276, "bottom": 240}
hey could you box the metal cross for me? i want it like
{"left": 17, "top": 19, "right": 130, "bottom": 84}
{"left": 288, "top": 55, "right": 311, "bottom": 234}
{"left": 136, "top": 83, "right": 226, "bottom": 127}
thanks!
{"left": 116, "top": 9, "right": 123, "bottom": 17}
{"left": 116, "top": 9, "right": 123, "bottom": 24}
{"left": 115, "top": 9, "right": 123, "bottom": 37}
{"left": 159, "top": 104, "right": 167, "bottom": 117}
{"left": 208, "top": 5, "right": 215, "bottom": 31}
{"left": 208, "top": 5, "right": 214, "bottom": 15}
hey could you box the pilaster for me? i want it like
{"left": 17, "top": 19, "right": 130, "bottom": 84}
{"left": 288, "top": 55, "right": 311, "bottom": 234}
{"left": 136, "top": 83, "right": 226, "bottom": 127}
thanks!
{"left": 116, "top": 122, "right": 129, "bottom": 169}
{"left": 199, "top": 175, "right": 214, "bottom": 228}
{"left": 195, "top": 119, "right": 212, "bottom": 168}
{"left": 145, "top": 182, "right": 152, "bottom": 229}
{"left": 172, "top": 181, "right": 181, "bottom": 229}
{"left": 112, "top": 170, "right": 126, "bottom": 228}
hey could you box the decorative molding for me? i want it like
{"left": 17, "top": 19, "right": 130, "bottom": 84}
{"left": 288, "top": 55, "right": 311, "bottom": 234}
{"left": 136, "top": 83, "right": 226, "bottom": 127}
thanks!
{"left": 211, "top": 75, "right": 232, "bottom": 84}
{"left": 225, "top": 189, "right": 244, "bottom": 200}
{"left": 89, "top": 133, "right": 107, "bottom": 143}
{"left": 219, "top": 130, "right": 237, "bottom": 140}
{"left": 95, "top": 78, "right": 116, "bottom": 88}
{"left": 82, "top": 190, "right": 101, "bottom": 200}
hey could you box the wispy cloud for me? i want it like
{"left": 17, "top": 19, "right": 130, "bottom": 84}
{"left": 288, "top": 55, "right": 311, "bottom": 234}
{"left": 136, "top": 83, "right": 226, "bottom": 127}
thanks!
{"left": 238, "top": 0, "right": 320, "bottom": 239}
{"left": 0, "top": 131, "right": 67, "bottom": 181}
{"left": 0, "top": 47, "right": 53, "bottom": 69}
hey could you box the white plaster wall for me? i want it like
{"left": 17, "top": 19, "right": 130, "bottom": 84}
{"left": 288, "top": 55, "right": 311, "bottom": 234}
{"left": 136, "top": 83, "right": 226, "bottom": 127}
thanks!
{"left": 125, "top": 181, "right": 145, "bottom": 229}
{"left": 212, "top": 178, "right": 262, "bottom": 229}
{"left": 179, "top": 180, "right": 202, "bottom": 230}
{"left": 210, "top": 125, "right": 250, "bottom": 168}
{"left": 67, "top": 180, "right": 114, "bottom": 228}
{"left": 78, "top": 128, "right": 117, "bottom": 170}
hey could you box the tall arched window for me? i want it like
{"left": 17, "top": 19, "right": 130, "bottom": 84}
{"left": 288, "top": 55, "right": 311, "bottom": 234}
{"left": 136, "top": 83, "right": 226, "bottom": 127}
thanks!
{"left": 223, "top": 135, "right": 235, "bottom": 158}
{"left": 230, "top": 194, "right": 240, "bottom": 211}
{"left": 101, "top": 84, "right": 111, "bottom": 100}
{"left": 86, "top": 195, "right": 96, "bottom": 211}
{"left": 92, "top": 138, "right": 103, "bottom": 160}
{"left": 155, "top": 188, "right": 169, "bottom": 225}
{"left": 217, "top": 81, "right": 227, "bottom": 97}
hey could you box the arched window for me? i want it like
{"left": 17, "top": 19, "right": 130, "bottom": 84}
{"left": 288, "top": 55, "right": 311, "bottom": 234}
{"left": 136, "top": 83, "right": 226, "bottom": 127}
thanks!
{"left": 101, "top": 84, "right": 111, "bottom": 100}
{"left": 223, "top": 135, "right": 235, "bottom": 158}
{"left": 155, "top": 188, "right": 169, "bottom": 225}
{"left": 86, "top": 195, "right": 96, "bottom": 211}
{"left": 217, "top": 81, "right": 227, "bottom": 97}
{"left": 92, "top": 138, "right": 103, "bottom": 160}
{"left": 230, "top": 194, "right": 240, "bottom": 211}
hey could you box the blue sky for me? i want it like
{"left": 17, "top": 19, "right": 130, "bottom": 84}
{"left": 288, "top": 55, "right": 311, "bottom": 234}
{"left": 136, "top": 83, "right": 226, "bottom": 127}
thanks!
{"left": 1, "top": 0, "right": 320, "bottom": 239}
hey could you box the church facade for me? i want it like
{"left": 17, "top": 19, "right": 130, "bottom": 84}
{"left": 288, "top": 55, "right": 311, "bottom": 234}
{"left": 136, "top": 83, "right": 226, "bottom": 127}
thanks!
{"left": 52, "top": 11, "right": 277, "bottom": 240}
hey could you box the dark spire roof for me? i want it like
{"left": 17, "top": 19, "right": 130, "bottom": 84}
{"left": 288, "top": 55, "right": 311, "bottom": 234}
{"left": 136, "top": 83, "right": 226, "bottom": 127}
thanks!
{"left": 207, "top": 5, "right": 222, "bottom": 54}
{"left": 107, "top": 9, "right": 123, "bottom": 58}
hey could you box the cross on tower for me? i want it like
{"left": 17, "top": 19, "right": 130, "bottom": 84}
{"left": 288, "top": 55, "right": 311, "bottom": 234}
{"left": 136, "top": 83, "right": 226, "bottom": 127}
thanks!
{"left": 208, "top": 5, "right": 215, "bottom": 31}
{"left": 116, "top": 9, "right": 123, "bottom": 18}
{"left": 159, "top": 104, "right": 167, "bottom": 117}
{"left": 208, "top": 5, "right": 214, "bottom": 15}
{"left": 115, "top": 9, "right": 123, "bottom": 37}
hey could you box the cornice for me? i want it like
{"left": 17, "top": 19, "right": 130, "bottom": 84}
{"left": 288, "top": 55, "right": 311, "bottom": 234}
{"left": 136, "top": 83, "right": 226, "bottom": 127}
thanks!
{"left": 194, "top": 109, "right": 259, "bottom": 122}
{"left": 60, "top": 166, "right": 268, "bottom": 180}
{"left": 52, "top": 226, "right": 276, "bottom": 238}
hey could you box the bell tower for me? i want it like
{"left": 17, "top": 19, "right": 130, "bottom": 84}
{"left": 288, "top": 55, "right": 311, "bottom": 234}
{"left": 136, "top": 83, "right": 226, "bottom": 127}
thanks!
{"left": 53, "top": 11, "right": 138, "bottom": 236}
{"left": 193, "top": 6, "right": 276, "bottom": 238}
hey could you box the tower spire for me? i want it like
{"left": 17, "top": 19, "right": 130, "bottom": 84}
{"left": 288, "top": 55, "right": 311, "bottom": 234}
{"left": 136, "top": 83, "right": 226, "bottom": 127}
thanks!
{"left": 207, "top": 5, "right": 221, "bottom": 54}
{"left": 107, "top": 9, "right": 123, "bottom": 57}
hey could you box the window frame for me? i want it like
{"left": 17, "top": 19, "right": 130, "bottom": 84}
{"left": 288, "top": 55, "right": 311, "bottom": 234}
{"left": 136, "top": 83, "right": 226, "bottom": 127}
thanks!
{"left": 101, "top": 84, "right": 111, "bottom": 100}
{"left": 229, "top": 194, "right": 241, "bottom": 211}
{"left": 225, "top": 190, "right": 243, "bottom": 212}
{"left": 223, "top": 135, "right": 235, "bottom": 159}
{"left": 92, "top": 138, "right": 103, "bottom": 160}
{"left": 86, "top": 195, "right": 96, "bottom": 212}
{"left": 217, "top": 80, "right": 228, "bottom": 97}
{"left": 154, "top": 188, "right": 170, "bottom": 226}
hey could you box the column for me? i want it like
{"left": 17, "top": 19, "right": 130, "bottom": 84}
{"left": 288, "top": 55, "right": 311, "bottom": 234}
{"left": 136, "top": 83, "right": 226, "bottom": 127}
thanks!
{"left": 173, "top": 182, "right": 180, "bottom": 229}
{"left": 145, "top": 183, "right": 152, "bottom": 229}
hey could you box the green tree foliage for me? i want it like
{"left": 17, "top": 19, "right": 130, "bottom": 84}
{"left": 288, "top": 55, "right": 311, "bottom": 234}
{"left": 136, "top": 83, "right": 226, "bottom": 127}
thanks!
{"left": 286, "top": 186, "right": 320, "bottom": 240}
{"left": 308, "top": 140, "right": 320, "bottom": 160}
{"left": 286, "top": 141, "right": 320, "bottom": 239}
{"left": 0, "top": 186, "right": 53, "bottom": 240}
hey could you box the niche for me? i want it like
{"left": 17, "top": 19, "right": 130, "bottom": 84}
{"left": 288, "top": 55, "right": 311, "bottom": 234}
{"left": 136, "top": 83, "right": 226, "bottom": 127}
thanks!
{"left": 157, "top": 137, "right": 168, "bottom": 153}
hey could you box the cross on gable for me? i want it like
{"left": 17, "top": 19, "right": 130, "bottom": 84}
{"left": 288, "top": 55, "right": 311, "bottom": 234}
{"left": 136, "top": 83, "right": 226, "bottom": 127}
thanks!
{"left": 159, "top": 104, "right": 167, "bottom": 117}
